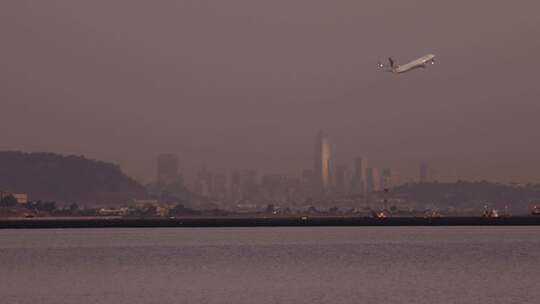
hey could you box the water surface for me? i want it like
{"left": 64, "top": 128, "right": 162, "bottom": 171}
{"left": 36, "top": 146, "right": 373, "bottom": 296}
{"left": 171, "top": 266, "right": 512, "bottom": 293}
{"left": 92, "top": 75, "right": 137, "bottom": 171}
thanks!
{"left": 1, "top": 227, "right": 539, "bottom": 303}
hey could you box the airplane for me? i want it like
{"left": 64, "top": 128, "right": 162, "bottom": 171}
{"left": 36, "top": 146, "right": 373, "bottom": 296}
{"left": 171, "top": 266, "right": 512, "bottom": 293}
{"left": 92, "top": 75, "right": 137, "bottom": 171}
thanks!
{"left": 377, "top": 54, "right": 436, "bottom": 74}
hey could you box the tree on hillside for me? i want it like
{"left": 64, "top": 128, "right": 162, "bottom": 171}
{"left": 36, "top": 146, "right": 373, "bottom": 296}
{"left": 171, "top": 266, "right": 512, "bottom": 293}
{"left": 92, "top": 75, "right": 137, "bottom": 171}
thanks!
{"left": 69, "top": 203, "right": 79, "bottom": 212}
{"left": 0, "top": 195, "right": 18, "bottom": 208}
{"left": 26, "top": 200, "right": 57, "bottom": 213}
{"left": 169, "top": 204, "right": 200, "bottom": 216}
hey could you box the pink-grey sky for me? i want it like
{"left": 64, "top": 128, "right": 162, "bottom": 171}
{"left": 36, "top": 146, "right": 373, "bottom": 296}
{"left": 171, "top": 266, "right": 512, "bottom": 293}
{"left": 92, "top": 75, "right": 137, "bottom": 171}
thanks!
{"left": 1, "top": 0, "right": 539, "bottom": 184}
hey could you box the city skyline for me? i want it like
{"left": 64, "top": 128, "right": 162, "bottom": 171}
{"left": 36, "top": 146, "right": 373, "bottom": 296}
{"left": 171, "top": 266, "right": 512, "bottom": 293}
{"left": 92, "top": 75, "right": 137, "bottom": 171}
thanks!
{"left": 1, "top": 2, "right": 539, "bottom": 304}
{"left": 160, "top": 130, "right": 424, "bottom": 201}
{"left": 1, "top": 1, "right": 540, "bottom": 184}
{"left": 0, "top": 127, "right": 533, "bottom": 186}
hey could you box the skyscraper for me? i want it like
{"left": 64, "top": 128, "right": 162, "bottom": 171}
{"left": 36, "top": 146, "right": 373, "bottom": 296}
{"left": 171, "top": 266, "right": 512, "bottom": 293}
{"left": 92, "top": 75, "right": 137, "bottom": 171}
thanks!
{"left": 391, "top": 172, "right": 402, "bottom": 188}
{"left": 419, "top": 161, "right": 429, "bottom": 183}
{"left": 229, "top": 170, "right": 242, "bottom": 201}
{"left": 365, "top": 167, "right": 380, "bottom": 193}
{"left": 156, "top": 154, "right": 181, "bottom": 186}
{"left": 301, "top": 169, "right": 316, "bottom": 197}
{"left": 194, "top": 165, "right": 213, "bottom": 197}
{"left": 351, "top": 157, "right": 367, "bottom": 194}
{"left": 314, "top": 130, "right": 332, "bottom": 194}
{"left": 335, "top": 165, "right": 350, "bottom": 195}
{"left": 212, "top": 173, "right": 227, "bottom": 200}
{"left": 229, "top": 170, "right": 258, "bottom": 201}
{"left": 381, "top": 168, "right": 393, "bottom": 190}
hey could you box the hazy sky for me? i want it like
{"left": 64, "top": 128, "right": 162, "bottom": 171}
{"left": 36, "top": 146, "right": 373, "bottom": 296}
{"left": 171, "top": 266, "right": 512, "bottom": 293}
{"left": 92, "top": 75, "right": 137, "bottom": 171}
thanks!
{"left": 1, "top": 0, "right": 539, "bottom": 184}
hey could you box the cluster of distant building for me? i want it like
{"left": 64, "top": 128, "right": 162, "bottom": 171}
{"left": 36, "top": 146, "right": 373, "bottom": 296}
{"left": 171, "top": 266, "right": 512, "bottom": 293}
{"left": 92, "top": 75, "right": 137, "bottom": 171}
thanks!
{"left": 0, "top": 190, "right": 28, "bottom": 204}
{"left": 151, "top": 130, "right": 431, "bottom": 208}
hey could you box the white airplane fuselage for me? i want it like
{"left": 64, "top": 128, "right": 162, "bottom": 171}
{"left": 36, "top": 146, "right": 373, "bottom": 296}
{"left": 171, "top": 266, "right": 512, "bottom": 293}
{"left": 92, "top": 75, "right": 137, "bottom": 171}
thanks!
{"left": 394, "top": 54, "right": 436, "bottom": 73}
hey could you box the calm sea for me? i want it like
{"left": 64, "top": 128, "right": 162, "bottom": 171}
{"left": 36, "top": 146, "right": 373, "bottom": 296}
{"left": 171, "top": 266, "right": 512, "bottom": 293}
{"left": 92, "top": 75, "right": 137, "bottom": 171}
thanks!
{"left": 1, "top": 227, "right": 539, "bottom": 304}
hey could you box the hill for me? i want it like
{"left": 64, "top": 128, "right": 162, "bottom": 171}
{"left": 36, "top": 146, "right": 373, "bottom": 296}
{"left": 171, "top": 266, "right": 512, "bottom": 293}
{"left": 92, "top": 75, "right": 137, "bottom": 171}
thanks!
{"left": 0, "top": 151, "right": 147, "bottom": 205}
{"left": 394, "top": 181, "right": 540, "bottom": 213}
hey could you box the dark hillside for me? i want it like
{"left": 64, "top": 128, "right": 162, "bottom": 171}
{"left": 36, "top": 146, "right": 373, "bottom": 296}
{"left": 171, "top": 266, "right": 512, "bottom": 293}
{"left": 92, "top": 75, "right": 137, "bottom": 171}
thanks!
{"left": 0, "top": 151, "right": 147, "bottom": 205}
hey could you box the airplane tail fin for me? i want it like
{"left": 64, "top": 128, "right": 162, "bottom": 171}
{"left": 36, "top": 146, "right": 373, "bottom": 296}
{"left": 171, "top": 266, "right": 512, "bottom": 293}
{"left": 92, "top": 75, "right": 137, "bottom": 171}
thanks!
{"left": 377, "top": 61, "right": 393, "bottom": 72}
{"left": 388, "top": 57, "right": 395, "bottom": 68}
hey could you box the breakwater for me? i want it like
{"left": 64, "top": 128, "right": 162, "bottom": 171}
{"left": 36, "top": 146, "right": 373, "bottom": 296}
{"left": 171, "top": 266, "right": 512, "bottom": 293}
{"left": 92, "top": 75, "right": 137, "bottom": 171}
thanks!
{"left": 1, "top": 216, "right": 540, "bottom": 229}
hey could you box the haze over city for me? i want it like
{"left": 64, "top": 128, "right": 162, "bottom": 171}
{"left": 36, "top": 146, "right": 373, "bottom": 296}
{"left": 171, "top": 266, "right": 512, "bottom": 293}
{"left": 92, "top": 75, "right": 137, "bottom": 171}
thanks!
{"left": 3, "top": 2, "right": 540, "bottom": 304}
{"left": 1, "top": 1, "right": 540, "bottom": 184}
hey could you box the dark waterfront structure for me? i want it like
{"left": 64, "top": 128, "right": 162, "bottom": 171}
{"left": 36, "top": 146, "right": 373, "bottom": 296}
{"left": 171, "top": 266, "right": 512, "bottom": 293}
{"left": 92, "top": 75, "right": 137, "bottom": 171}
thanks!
{"left": 2, "top": 216, "right": 540, "bottom": 229}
